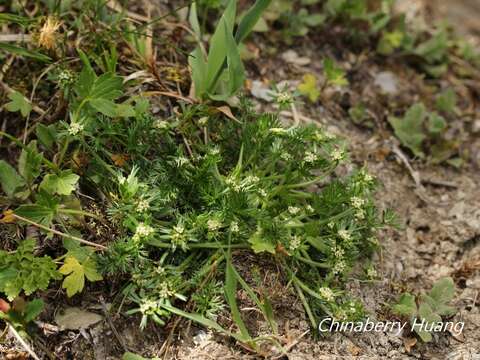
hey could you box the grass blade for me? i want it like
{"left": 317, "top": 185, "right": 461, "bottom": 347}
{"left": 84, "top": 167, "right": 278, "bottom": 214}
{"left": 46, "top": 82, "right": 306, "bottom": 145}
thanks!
{"left": 235, "top": 0, "right": 272, "bottom": 43}
{"left": 0, "top": 43, "right": 51, "bottom": 62}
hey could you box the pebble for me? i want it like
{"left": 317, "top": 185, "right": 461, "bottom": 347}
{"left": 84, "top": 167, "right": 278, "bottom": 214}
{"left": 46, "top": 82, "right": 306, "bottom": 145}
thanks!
{"left": 374, "top": 71, "right": 399, "bottom": 95}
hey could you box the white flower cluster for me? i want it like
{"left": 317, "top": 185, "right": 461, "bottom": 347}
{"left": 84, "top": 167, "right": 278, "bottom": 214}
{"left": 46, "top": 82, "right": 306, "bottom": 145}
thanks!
{"left": 58, "top": 69, "right": 75, "bottom": 87}
{"left": 158, "top": 281, "right": 173, "bottom": 299}
{"left": 209, "top": 147, "right": 220, "bottom": 155}
{"left": 136, "top": 199, "right": 150, "bottom": 212}
{"left": 303, "top": 151, "right": 318, "bottom": 163}
{"left": 68, "top": 122, "right": 84, "bottom": 136}
{"left": 230, "top": 221, "right": 239, "bottom": 233}
{"left": 338, "top": 229, "right": 351, "bottom": 241}
{"left": 289, "top": 236, "right": 301, "bottom": 251}
{"left": 350, "top": 196, "right": 365, "bottom": 209}
{"left": 139, "top": 299, "right": 158, "bottom": 314}
{"left": 330, "top": 148, "right": 345, "bottom": 162}
{"left": 276, "top": 92, "right": 292, "bottom": 105}
{"left": 154, "top": 119, "right": 169, "bottom": 129}
{"left": 367, "top": 267, "right": 377, "bottom": 279}
{"left": 333, "top": 259, "right": 346, "bottom": 274}
{"left": 174, "top": 156, "right": 189, "bottom": 167}
{"left": 351, "top": 196, "right": 366, "bottom": 220}
{"left": 207, "top": 219, "right": 222, "bottom": 232}
{"left": 226, "top": 175, "right": 259, "bottom": 192}
{"left": 319, "top": 287, "right": 335, "bottom": 302}
{"left": 332, "top": 245, "right": 344, "bottom": 258}
{"left": 280, "top": 152, "right": 292, "bottom": 161}
{"left": 288, "top": 206, "right": 301, "bottom": 215}
{"left": 355, "top": 209, "right": 366, "bottom": 220}
{"left": 133, "top": 223, "right": 154, "bottom": 242}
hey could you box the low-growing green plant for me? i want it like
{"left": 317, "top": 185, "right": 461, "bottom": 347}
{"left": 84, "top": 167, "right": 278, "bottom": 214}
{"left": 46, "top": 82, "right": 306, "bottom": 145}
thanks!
{"left": 323, "top": 58, "right": 348, "bottom": 87}
{"left": 297, "top": 58, "right": 348, "bottom": 103}
{"left": 72, "top": 96, "right": 394, "bottom": 348}
{"left": 387, "top": 101, "right": 459, "bottom": 163}
{"left": 392, "top": 277, "right": 457, "bottom": 342}
{"left": 0, "top": 239, "right": 60, "bottom": 301}
{"left": 0, "top": 1, "right": 402, "bottom": 354}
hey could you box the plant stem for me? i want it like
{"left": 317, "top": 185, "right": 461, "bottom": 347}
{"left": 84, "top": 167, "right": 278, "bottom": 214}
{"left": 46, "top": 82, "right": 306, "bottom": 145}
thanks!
{"left": 13, "top": 214, "right": 107, "bottom": 250}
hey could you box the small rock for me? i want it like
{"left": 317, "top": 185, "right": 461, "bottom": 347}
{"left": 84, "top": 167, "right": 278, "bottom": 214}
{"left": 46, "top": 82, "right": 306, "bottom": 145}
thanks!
{"left": 55, "top": 307, "right": 103, "bottom": 330}
{"left": 281, "top": 50, "right": 311, "bottom": 66}
{"left": 374, "top": 71, "right": 399, "bottom": 95}
{"left": 193, "top": 330, "right": 212, "bottom": 346}
{"left": 250, "top": 80, "right": 274, "bottom": 102}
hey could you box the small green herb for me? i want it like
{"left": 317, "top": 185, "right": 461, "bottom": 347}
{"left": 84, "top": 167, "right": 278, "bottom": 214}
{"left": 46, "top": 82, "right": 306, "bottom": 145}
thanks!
{"left": 392, "top": 277, "right": 457, "bottom": 342}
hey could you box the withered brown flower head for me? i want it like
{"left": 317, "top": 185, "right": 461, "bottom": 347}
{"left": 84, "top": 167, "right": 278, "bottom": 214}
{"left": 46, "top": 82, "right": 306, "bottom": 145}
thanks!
{"left": 38, "top": 17, "right": 61, "bottom": 50}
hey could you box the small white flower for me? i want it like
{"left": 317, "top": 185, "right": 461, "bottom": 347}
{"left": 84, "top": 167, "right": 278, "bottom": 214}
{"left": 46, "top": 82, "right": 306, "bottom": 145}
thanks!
{"left": 327, "top": 221, "right": 335, "bottom": 229}
{"left": 288, "top": 206, "right": 301, "bottom": 215}
{"left": 136, "top": 199, "right": 150, "bottom": 212}
{"left": 332, "top": 246, "right": 344, "bottom": 258}
{"left": 289, "top": 236, "right": 301, "bottom": 251}
{"left": 331, "top": 148, "right": 344, "bottom": 162}
{"left": 58, "top": 69, "right": 75, "bottom": 87}
{"left": 355, "top": 210, "right": 365, "bottom": 220}
{"left": 159, "top": 282, "right": 173, "bottom": 298}
{"left": 198, "top": 116, "right": 208, "bottom": 126}
{"left": 303, "top": 151, "right": 318, "bottom": 163}
{"left": 305, "top": 205, "right": 314, "bottom": 213}
{"left": 258, "top": 189, "right": 267, "bottom": 197}
{"left": 154, "top": 120, "right": 169, "bottom": 129}
{"left": 276, "top": 92, "right": 292, "bottom": 104}
{"left": 133, "top": 223, "right": 154, "bottom": 241}
{"left": 350, "top": 196, "right": 365, "bottom": 209}
{"left": 139, "top": 299, "right": 157, "bottom": 314}
{"left": 68, "top": 122, "right": 84, "bottom": 136}
{"left": 280, "top": 152, "right": 292, "bottom": 161}
{"left": 174, "top": 156, "right": 189, "bottom": 167}
{"left": 245, "top": 175, "right": 259, "bottom": 184}
{"left": 365, "top": 173, "right": 373, "bottom": 182}
{"left": 319, "top": 287, "right": 335, "bottom": 302}
{"left": 333, "top": 260, "right": 346, "bottom": 274}
{"left": 230, "top": 221, "right": 239, "bottom": 233}
{"left": 207, "top": 219, "right": 222, "bottom": 232}
{"left": 173, "top": 225, "right": 185, "bottom": 234}
{"left": 209, "top": 147, "right": 220, "bottom": 155}
{"left": 338, "top": 229, "right": 351, "bottom": 241}
{"left": 367, "top": 267, "right": 377, "bottom": 279}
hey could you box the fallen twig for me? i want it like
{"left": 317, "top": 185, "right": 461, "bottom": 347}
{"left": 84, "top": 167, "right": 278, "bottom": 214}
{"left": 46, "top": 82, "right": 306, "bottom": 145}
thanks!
{"left": 12, "top": 214, "right": 107, "bottom": 250}
{"left": 8, "top": 323, "right": 41, "bottom": 360}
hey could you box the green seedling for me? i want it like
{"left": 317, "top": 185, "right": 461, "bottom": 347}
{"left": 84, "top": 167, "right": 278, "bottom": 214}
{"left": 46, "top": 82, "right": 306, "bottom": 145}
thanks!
{"left": 392, "top": 277, "right": 457, "bottom": 342}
